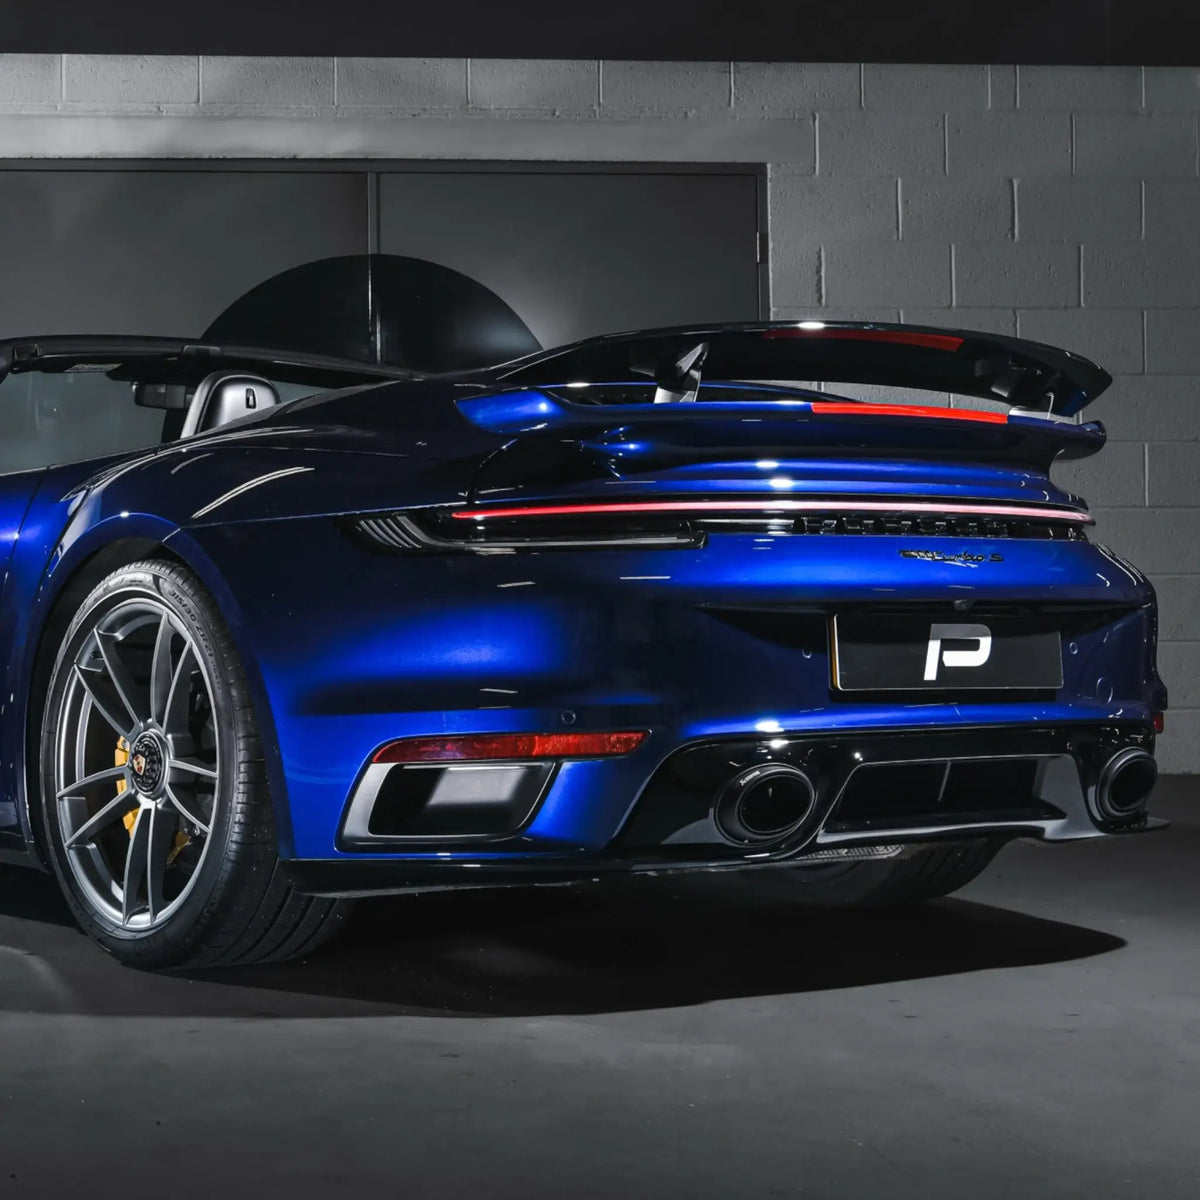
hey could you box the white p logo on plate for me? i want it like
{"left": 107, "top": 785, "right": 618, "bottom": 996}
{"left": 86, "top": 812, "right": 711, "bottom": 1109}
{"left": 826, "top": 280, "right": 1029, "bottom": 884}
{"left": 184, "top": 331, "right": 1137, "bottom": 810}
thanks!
{"left": 924, "top": 623, "right": 992, "bottom": 681}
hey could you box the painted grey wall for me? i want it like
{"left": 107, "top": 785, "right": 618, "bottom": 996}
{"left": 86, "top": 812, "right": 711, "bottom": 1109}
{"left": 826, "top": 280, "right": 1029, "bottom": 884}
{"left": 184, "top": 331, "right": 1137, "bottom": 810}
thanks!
{"left": 0, "top": 55, "right": 1196, "bottom": 768}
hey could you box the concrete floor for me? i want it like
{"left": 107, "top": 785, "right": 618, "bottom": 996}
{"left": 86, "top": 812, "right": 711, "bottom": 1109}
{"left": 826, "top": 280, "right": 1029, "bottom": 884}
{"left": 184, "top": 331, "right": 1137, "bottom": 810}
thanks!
{"left": 0, "top": 780, "right": 1197, "bottom": 1199}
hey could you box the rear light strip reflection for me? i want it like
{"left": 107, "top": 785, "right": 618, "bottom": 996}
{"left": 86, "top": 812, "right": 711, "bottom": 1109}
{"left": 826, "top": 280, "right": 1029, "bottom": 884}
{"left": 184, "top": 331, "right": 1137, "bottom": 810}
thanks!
{"left": 373, "top": 730, "right": 648, "bottom": 764}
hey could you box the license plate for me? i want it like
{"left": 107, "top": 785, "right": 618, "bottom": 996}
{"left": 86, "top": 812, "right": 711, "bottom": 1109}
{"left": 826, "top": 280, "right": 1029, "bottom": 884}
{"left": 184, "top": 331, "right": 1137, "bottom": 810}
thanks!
{"left": 831, "top": 613, "right": 1063, "bottom": 692}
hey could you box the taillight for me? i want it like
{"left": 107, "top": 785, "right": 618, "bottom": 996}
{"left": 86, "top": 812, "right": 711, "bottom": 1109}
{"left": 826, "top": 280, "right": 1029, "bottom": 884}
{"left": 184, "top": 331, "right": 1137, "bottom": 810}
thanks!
{"left": 346, "top": 498, "right": 1092, "bottom": 554}
{"left": 447, "top": 499, "right": 1093, "bottom": 524}
{"left": 372, "top": 730, "right": 648, "bottom": 764}
{"left": 807, "top": 401, "right": 1006, "bottom": 424}
{"left": 1153, "top": 712, "right": 1165, "bottom": 734}
{"left": 348, "top": 510, "right": 702, "bottom": 553}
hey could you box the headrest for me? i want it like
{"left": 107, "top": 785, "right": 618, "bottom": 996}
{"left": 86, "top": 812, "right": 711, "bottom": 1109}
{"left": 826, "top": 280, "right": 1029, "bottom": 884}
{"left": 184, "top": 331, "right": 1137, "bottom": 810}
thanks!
{"left": 179, "top": 372, "right": 280, "bottom": 438}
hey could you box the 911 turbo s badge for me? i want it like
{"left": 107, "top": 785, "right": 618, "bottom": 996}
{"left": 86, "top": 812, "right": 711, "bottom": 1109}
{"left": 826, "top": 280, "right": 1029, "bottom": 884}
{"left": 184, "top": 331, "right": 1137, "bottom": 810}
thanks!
{"left": 899, "top": 549, "right": 1003, "bottom": 565}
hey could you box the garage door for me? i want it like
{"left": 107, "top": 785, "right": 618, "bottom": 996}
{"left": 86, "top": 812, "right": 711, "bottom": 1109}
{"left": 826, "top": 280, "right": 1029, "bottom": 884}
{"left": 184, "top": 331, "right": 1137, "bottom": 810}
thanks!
{"left": 0, "top": 165, "right": 762, "bottom": 364}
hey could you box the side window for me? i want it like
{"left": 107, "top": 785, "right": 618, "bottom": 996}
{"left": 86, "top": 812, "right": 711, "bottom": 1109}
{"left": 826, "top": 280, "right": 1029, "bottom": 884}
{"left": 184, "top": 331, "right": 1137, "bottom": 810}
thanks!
{"left": 0, "top": 369, "right": 168, "bottom": 474}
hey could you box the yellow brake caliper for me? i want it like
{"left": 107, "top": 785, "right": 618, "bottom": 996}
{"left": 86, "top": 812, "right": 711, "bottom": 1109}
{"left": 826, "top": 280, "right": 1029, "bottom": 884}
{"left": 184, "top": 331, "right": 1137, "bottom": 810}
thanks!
{"left": 115, "top": 737, "right": 137, "bottom": 835}
{"left": 115, "top": 735, "right": 190, "bottom": 863}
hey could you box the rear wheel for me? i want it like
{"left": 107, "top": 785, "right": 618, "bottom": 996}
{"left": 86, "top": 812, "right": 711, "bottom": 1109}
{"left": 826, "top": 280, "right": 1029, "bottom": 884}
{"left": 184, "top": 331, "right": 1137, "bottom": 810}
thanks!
{"left": 37, "top": 559, "right": 351, "bottom": 968}
{"left": 745, "top": 839, "right": 1005, "bottom": 908}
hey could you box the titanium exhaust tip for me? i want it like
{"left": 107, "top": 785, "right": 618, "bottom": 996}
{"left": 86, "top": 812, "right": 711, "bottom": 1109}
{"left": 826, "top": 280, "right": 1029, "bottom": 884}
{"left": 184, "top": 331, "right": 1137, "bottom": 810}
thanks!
{"left": 1093, "top": 748, "right": 1158, "bottom": 823}
{"left": 714, "top": 763, "right": 818, "bottom": 846}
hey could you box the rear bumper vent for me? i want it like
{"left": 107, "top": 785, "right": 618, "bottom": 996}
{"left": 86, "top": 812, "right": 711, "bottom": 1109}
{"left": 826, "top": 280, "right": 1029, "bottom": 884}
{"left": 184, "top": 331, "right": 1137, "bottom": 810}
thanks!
{"left": 826, "top": 757, "right": 1059, "bottom": 832}
{"left": 340, "top": 730, "right": 647, "bottom": 847}
{"left": 341, "top": 761, "right": 554, "bottom": 845}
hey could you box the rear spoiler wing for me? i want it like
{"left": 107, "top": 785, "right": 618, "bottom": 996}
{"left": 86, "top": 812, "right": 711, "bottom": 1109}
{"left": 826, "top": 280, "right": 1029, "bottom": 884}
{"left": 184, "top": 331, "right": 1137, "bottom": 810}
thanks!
{"left": 493, "top": 322, "right": 1112, "bottom": 417}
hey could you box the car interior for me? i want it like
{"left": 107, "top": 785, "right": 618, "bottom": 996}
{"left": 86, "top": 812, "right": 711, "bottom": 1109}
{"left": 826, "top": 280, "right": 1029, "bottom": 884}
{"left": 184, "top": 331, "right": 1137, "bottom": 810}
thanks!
{"left": 0, "top": 364, "right": 331, "bottom": 476}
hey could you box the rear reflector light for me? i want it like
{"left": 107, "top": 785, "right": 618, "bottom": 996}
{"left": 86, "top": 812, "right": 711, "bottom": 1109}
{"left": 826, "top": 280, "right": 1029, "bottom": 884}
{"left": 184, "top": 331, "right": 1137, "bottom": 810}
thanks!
{"left": 808, "top": 401, "right": 1006, "bottom": 424}
{"left": 373, "top": 731, "right": 648, "bottom": 764}
{"left": 763, "top": 328, "right": 964, "bottom": 352}
{"left": 1153, "top": 712, "right": 1165, "bottom": 734}
{"left": 451, "top": 500, "right": 1093, "bottom": 524}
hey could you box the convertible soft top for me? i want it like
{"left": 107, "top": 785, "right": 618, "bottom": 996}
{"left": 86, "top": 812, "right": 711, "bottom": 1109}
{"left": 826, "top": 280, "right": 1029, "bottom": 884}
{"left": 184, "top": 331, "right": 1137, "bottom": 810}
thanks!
{"left": 495, "top": 321, "right": 1113, "bottom": 417}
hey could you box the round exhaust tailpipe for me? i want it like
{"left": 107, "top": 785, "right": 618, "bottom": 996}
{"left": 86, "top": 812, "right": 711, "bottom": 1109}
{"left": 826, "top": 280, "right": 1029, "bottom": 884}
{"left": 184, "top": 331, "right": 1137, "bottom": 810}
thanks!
{"left": 714, "top": 763, "right": 818, "bottom": 846}
{"left": 1093, "top": 748, "right": 1158, "bottom": 823}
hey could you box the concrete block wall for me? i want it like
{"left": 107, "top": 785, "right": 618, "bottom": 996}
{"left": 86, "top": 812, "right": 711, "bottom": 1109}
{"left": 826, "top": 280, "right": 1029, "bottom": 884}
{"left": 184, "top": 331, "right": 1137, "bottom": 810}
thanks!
{"left": 761, "top": 64, "right": 1200, "bottom": 771}
{"left": 0, "top": 55, "right": 1196, "bottom": 767}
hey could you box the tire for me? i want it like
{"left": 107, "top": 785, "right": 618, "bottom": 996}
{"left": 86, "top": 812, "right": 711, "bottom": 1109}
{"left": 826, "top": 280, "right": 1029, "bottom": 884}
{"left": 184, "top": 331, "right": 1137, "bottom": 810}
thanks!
{"left": 36, "top": 558, "right": 352, "bottom": 969}
{"left": 744, "top": 839, "right": 1006, "bottom": 909}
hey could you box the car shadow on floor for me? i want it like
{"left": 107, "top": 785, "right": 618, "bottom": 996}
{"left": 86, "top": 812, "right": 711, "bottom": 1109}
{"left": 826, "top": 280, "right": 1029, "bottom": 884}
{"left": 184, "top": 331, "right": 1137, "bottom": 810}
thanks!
{"left": 0, "top": 867, "right": 1124, "bottom": 1019}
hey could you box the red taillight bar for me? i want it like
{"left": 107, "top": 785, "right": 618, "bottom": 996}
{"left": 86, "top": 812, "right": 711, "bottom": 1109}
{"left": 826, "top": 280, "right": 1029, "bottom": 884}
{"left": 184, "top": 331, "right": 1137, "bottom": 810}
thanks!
{"left": 373, "top": 730, "right": 648, "bottom": 764}
{"left": 808, "top": 401, "right": 1006, "bottom": 424}
{"left": 450, "top": 500, "right": 1093, "bottom": 524}
{"left": 762, "top": 328, "right": 964, "bottom": 352}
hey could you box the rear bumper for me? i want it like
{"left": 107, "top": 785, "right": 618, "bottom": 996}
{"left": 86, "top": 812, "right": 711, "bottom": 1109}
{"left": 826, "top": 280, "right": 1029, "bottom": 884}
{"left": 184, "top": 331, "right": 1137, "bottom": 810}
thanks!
{"left": 284, "top": 720, "right": 1162, "bottom": 897}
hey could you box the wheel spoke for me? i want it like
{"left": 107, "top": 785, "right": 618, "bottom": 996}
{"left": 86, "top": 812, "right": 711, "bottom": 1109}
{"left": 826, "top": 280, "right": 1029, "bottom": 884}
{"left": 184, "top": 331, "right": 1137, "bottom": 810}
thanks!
{"left": 171, "top": 758, "right": 217, "bottom": 781}
{"left": 148, "top": 613, "right": 175, "bottom": 727}
{"left": 121, "top": 806, "right": 150, "bottom": 925}
{"left": 96, "top": 630, "right": 148, "bottom": 730}
{"left": 165, "top": 783, "right": 211, "bottom": 835}
{"left": 56, "top": 765, "right": 128, "bottom": 802}
{"left": 145, "top": 805, "right": 179, "bottom": 924}
{"left": 64, "top": 791, "right": 133, "bottom": 849}
{"left": 72, "top": 664, "right": 131, "bottom": 738}
{"left": 162, "top": 642, "right": 196, "bottom": 738}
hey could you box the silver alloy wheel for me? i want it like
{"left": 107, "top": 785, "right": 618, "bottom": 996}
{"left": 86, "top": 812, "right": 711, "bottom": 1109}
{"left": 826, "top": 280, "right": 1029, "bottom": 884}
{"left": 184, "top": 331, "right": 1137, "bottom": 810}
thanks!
{"left": 52, "top": 597, "right": 222, "bottom": 931}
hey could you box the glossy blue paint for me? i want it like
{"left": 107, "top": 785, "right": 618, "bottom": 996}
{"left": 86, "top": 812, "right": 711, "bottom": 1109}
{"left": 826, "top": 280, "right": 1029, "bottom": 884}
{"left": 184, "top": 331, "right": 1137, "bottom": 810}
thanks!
{"left": 0, "top": 469, "right": 43, "bottom": 836}
{"left": 184, "top": 514, "right": 1159, "bottom": 860}
{"left": 0, "top": 333, "right": 1166, "bottom": 882}
{"left": 476, "top": 455, "right": 1084, "bottom": 507}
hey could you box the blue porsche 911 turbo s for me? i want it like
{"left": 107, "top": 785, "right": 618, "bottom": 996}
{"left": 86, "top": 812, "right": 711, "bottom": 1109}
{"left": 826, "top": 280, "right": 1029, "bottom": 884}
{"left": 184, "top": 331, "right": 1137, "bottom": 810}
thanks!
{"left": 0, "top": 322, "right": 1166, "bottom": 967}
